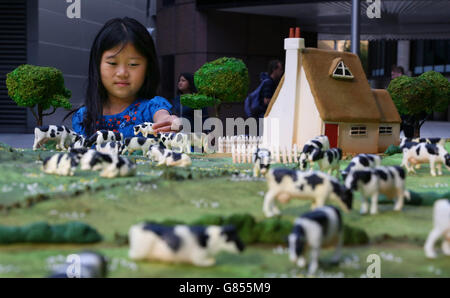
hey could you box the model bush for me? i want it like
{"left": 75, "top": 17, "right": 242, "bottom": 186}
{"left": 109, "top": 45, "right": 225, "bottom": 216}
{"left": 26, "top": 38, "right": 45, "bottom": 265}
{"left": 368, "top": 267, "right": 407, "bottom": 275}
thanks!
{"left": 181, "top": 57, "right": 249, "bottom": 117}
{"left": 0, "top": 221, "right": 102, "bottom": 244}
{"left": 6, "top": 64, "right": 72, "bottom": 126}
{"left": 387, "top": 71, "right": 450, "bottom": 137}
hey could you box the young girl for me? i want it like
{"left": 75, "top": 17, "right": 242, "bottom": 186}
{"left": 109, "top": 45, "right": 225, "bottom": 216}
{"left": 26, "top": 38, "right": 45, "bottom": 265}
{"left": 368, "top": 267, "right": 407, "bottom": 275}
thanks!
{"left": 70, "top": 17, "right": 179, "bottom": 138}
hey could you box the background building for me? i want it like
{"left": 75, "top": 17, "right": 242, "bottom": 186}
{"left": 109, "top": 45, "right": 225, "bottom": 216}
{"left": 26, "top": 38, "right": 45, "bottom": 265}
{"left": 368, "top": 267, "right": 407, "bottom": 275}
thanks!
{"left": 1, "top": 0, "right": 449, "bottom": 133}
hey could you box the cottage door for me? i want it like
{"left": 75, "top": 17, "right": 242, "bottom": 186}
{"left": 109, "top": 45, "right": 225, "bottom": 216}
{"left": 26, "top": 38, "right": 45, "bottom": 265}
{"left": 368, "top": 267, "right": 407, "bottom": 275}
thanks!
{"left": 325, "top": 124, "right": 339, "bottom": 148}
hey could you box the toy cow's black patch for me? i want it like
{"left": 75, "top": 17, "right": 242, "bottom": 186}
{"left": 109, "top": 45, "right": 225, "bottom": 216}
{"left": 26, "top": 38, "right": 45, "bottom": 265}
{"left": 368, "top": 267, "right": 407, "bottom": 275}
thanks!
{"left": 39, "top": 125, "right": 50, "bottom": 132}
{"left": 56, "top": 153, "right": 65, "bottom": 165}
{"left": 142, "top": 223, "right": 181, "bottom": 251}
{"left": 57, "top": 126, "right": 64, "bottom": 132}
{"left": 137, "top": 137, "right": 146, "bottom": 146}
{"left": 375, "top": 169, "right": 388, "bottom": 181}
{"left": 50, "top": 129, "right": 56, "bottom": 138}
{"left": 304, "top": 174, "right": 323, "bottom": 190}
{"left": 301, "top": 209, "right": 329, "bottom": 236}
{"left": 114, "top": 132, "right": 122, "bottom": 141}
{"left": 359, "top": 156, "right": 369, "bottom": 167}
{"left": 394, "top": 166, "right": 405, "bottom": 180}
{"left": 117, "top": 157, "right": 125, "bottom": 168}
{"left": 273, "top": 168, "right": 297, "bottom": 183}
{"left": 425, "top": 144, "right": 438, "bottom": 155}
{"left": 221, "top": 225, "right": 244, "bottom": 252}
{"left": 189, "top": 226, "right": 209, "bottom": 248}
{"left": 311, "top": 140, "right": 323, "bottom": 149}
{"left": 171, "top": 152, "right": 182, "bottom": 161}
{"left": 292, "top": 224, "right": 306, "bottom": 256}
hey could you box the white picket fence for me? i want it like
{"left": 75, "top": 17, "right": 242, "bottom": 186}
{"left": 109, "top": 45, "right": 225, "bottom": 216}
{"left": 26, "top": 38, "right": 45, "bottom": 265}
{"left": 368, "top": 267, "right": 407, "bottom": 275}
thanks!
{"left": 230, "top": 144, "right": 300, "bottom": 164}
{"left": 217, "top": 135, "right": 263, "bottom": 153}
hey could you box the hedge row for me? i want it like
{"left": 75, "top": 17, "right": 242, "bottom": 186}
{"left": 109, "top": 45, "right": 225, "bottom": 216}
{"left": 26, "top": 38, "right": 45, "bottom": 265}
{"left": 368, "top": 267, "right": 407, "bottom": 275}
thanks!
{"left": 0, "top": 221, "right": 102, "bottom": 244}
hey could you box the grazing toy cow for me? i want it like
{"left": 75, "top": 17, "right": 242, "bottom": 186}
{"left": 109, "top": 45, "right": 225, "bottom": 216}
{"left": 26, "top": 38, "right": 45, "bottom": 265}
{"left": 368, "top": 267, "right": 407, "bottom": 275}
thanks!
{"left": 263, "top": 168, "right": 353, "bottom": 217}
{"left": 289, "top": 206, "right": 343, "bottom": 275}
{"left": 344, "top": 166, "right": 410, "bottom": 214}
{"left": 86, "top": 130, "right": 123, "bottom": 147}
{"left": 340, "top": 154, "right": 382, "bottom": 180}
{"left": 300, "top": 148, "right": 342, "bottom": 177}
{"left": 134, "top": 122, "right": 155, "bottom": 137}
{"left": 42, "top": 152, "right": 80, "bottom": 176}
{"left": 33, "top": 125, "right": 78, "bottom": 151}
{"left": 299, "top": 135, "right": 330, "bottom": 170}
{"left": 424, "top": 199, "right": 450, "bottom": 259}
{"left": 99, "top": 156, "right": 136, "bottom": 178}
{"left": 252, "top": 147, "right": 272, "bottom": 177}
{"left": 402, "top": 143, "right": 450, "bottom": 176}
{"left": 128, "top": 223, "right": 245, "bottom": 266}
{"left": 96, "top": 141, "right": 124, "bottom": 156}
{"left": 122, "top": 137, "right": 158, "bottom": 156}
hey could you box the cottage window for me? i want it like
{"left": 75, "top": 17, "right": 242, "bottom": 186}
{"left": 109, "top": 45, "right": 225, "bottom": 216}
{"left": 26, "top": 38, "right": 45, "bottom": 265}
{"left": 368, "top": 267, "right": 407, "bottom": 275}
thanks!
{"left": 379, "top": 126, "right": 393, "bottom": 135}
{"left": 332, "top": 61, "right": 354, "bottom": 80}
{"left": 350, "top": 126, "right": 367, "bottom": 136}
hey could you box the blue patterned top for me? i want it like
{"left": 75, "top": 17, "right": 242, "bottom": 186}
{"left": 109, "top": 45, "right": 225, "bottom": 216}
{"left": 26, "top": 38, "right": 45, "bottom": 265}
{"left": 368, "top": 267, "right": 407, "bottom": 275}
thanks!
{"left": 72, "top": 96, "right": 172, "bottom": 137}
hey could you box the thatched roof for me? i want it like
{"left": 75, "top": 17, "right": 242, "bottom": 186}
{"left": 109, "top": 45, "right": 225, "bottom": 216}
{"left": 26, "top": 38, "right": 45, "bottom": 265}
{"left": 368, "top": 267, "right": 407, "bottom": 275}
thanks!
{"left": 301, "top": 48, "right": 381, "bottom": 123}
{"left": 372, "top": 89, "right": 401, "bottom": 123}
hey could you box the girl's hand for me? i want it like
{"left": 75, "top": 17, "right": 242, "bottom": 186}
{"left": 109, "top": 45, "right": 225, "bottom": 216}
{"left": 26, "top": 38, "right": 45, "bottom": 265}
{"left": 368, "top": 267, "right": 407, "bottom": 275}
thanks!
{"left": 153, "top": 110, "right": 182, "bottom": 133}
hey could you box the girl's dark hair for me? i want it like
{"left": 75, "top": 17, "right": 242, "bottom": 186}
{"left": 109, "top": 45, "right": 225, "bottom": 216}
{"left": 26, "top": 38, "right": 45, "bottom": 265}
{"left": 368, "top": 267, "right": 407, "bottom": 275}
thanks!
{"left": 64, "top": 17, "right": 160, "bottom": 136}
{"left": 176, "top": 72, "right": 197, "bottom": 95}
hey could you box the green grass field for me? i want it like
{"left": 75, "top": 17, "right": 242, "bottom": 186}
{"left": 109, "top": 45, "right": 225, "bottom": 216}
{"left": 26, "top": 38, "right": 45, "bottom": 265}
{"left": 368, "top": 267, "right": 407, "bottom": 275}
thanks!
{"left": 0, "top": 142, "right": 449, "bottom": 278}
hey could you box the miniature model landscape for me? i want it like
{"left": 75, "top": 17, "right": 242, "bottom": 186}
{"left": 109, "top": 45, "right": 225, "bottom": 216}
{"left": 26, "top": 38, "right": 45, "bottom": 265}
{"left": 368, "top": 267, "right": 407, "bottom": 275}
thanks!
{"left": 0, "top": 139, "right": 449, "bottom": 278}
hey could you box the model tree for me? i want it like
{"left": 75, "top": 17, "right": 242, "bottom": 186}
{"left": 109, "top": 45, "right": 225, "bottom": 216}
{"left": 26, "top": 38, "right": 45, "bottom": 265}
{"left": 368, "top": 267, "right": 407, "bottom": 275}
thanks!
{"left": 6, "top": 64, "right": 72, "bottom": 126}
{"left": 181, "top": 57, "right": 249, "bottom": 117}
{"left": 387, "top": 71, "right": 450, "bottom": 138}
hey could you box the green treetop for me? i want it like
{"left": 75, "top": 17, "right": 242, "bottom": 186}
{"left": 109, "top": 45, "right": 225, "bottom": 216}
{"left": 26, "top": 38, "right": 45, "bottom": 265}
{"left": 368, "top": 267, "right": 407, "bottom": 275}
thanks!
{"left": 6, "top": 64, "right": 72, "bottom": 126}
{"left": 387, "top": 70, "right": 450, "bottom": 137}
{"left": 181, "top": 57, "right": 249, "bottom": 117}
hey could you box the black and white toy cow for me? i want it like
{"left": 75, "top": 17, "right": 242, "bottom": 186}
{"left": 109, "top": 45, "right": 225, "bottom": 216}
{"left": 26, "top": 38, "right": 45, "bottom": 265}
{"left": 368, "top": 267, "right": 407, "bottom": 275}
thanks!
{"left": 263, "top": 168, "right": 353, "bottom": 217}
{"left": 122, "top": 136, "right": 158, "bottom": 156}
{"left": 300, "top": 148, "right": 342, "bottom": 177}
{"left": 128, "top": 223, "right": 245, "bottom": 266}
{"left": 146, "top": 145, "right": 191, "bottom": 167}
{"left": 79, "top": 149, "right": 114, "bottom": 171}
{"left": 146, "top": 145, "right": 169, "bottom": 162}
{"left": 99, "top": 156, "right": 136, "bottom": 178}
{"left": 85, "top": 130, "right": 124, "bottom": 147}
{"left": 410, "top": 137, "right": 446, "bottom": 147}
{"left": 344, "top": 166, "right": 410, "bottom": 215}
{"left": 33, "top": 125, "right": 78, "bottom": 151}
{"left": 96, "top": 141, "right": 124, "bottom": 156}
{"left": 165, "top": 151, "right": 192, "bottom": 167}
{"left": 424, "top": 199, "right": 450, "bottom": 259}
{"left": 168, "top": 133, "right": 191, "bottom": 153}
{"left": 252, "top": 147, "right": 272, "bottom": 177}
{"left": 157, "top": 132, "right": 175, "bottom": 150}
{"left": 299, "top": 135, "right": 330, "bottom": 170}
{"left": 340, "top": 154, "right": 382, "bottom": 180}
{"left": 70, "top": 134, "right": 88, "bottom": 149}
{"left": 402, "top": 143, "right": 450, "bottom": 176}
{"left": 134, "top": 122, "right": 155, "bottom": 137}
{"left": 42, "top": 152, "right": 80, "bottom": 176}
{"left": 289, "top": 206, "right": 343, "bottom": 275}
